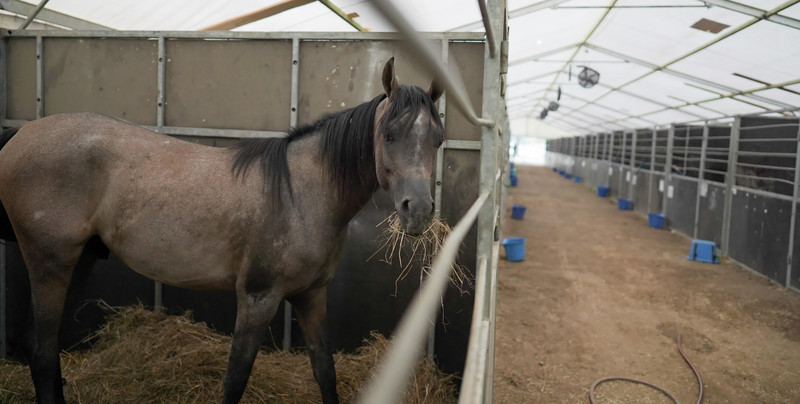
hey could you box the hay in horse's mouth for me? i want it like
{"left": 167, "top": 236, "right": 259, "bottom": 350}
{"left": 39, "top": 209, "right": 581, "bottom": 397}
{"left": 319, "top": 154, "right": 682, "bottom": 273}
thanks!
{"left": 371, "top": 212, "right": 473, "bottom": 296}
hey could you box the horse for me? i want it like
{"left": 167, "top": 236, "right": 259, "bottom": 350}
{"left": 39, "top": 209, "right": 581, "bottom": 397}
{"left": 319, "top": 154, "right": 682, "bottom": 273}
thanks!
{"left": 0, "top": 57, "right": 444, "bottom": 404}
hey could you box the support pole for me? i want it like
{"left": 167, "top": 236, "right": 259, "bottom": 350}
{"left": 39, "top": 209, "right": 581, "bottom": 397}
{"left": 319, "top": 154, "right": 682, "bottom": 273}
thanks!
{"left": 721, "top": 117, "right": 741, "bottom": 255}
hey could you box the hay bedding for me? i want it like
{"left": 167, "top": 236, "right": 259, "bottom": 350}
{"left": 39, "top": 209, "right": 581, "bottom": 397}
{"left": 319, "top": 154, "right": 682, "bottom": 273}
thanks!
{"left": 0, "top": 305, "right": 457, "bottom": 403}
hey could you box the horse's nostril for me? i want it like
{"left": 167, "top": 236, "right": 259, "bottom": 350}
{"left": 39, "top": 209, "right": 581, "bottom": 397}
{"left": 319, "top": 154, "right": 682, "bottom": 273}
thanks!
{"left": 401, "top": 199, "right": 410, "bottom": 212}
{"left": 430, "top": 201, "right": 435, "bottom": 215}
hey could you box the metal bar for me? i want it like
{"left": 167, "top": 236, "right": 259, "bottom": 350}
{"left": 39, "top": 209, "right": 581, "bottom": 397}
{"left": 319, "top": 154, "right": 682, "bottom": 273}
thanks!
{"left": 1, "top": 243, "right": 5, "bottom": 359}
{"left": 734, "top": 173, "right": 796, "bottom": 186}
{"left": 735, "top": 162, "right": 796, "bottom": 171}
{"left": 0, "top": 36, "right": 7, "bottom": 125}
{"left": 156, "top": 36, "right": 165, "bottom": 128}
{"left": 739, "top": 123, "right": 800, "bottom": 131}
{"left": 737, "top": 137, "right": 798, "bottom": 142}
{"left": 459, "top": 257, "right": 488, "bottom": 402}
{"left": 317, "top": 0, "right": 368, "bottom": 32}
{"left": 477, "top": 0, "right": 497, "bottom": 58}
{"left": 358, "top": 191, "right": 490, "bottom": 404}
{"left": 35, "top": 35, "right": 42, "bottom": 118}
{"left": 3, "top": 30, "right": 485, "bottom": 41}
{"left": 18, "top": 0, "right": 49, "bottom": 30}
{"left": 619, "top": 131, "right": 627, "bottom": 197}
{"left": 662, "top": 125, "right": 675, "bottom": 214}
{"left": 702, "top": 0, "right": 800, "bottom": 30}
{"left": 648, "top": 128, "right": 657, "bottom": 212}
{"left": 787, "top": 121, "right": 800, "bottom": 287}
{"left": 371, "top": 0, "right": 494, "bottom": 128}
{"left": 444, "top": 139, "right": 482, "bottom": 150}
{"left": 428, "top": 38, "right": 449, "bottom": 359}
{"left": 737, "top": 151, "right": 797, "bottom": 158}
{"left": 1, "top": 0, "right": 112, "bottom": 30}
{"left": 629, "top": 130, "right": 637, "bottom": 200}
{"left": 144, "top": 126, "right": 287, "bottom": 139}
{"left": 201, "top": 0, "right": 315, "bottom": 31}
{"left": 730, "top": 184, "right": 796, "bottom": 202}
{"left": 694, "top": 124, "right": 709, "bottom": 239}
{"left": 721, "top": 117, "right": 741, "bottom": 255}
{"left": 449, "top": 0, "right": 573, "bottom": 32}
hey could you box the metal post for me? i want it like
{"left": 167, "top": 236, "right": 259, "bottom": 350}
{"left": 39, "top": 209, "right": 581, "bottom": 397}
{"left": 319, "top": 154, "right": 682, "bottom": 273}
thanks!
{"left": 0, "top": 37, "right": 7, "bottom": 126}
{"left": 476, "top": 1, "right": 503, "bottom": 401}
{"left": 694, "top": 123, "right": 709, "bottom": 239}
{"left": 786, "top": 120, "right": 800, "bottom": 288}
{"left": 283, "top": 37, "right": 302, "bottom": 351}
{"left": 1, "top": 243, "right": 5, "bottom": 359}
{"left": 629, "top": 130, "right": 637, "bottom": 203}
{"left": 153, "top": 35, "right": 166, "bottom": 312}
{"left": 35, "top": 35, "right": 43, "bottom": 118}
{"left": 428, "top": 38, "right": 449, "bottom": 359}
{"left": 608, "top": 132, "right": 615, "bottom": 187}
{"left": 662, "top": 125, "right": 675, "bottom": 214}
{"left": 618, "top": 132, "right": 627, "bottom": 198}
{"left": 721, "top": 117, "right": 741, "bottom": 255}
{"left": 648, "top": 128, "right": 656, "bottom": 213}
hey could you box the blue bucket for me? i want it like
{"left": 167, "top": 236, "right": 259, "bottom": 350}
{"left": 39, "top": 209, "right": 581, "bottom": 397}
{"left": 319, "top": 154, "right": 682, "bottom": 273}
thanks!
{"left": 510, "top": 175, "right": 518, "bottom": 187}
{"left": 597, "top": 185, "right": 609, "bottom": 197}
{"left": 552, "top": 167, "right": 558, "bottom": 172}
{"left": 573, "top": 176, "right": 582, "bottom": 183}
{"left": 558, "top": 170, "right": 565, "bottom": 176}
{"left": 618, "top": 198, "right": 632, "bottom": 210}
{"left": 511, "top": 204, "right": 526, "bottom": 220}
{"left": 648, "top": 213, "right": 665, "bottom": 229}
{"left": 564, "top": 173, "right": 572, "bottom": 179}
{"left": 501, "top": 237, "right": 526, "bottom": 262}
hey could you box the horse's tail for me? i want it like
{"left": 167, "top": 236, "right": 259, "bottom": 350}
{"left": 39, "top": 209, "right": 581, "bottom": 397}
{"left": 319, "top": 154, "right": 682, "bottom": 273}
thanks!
{"left": 0, "top": 126, "right": 20, "bottom": 242}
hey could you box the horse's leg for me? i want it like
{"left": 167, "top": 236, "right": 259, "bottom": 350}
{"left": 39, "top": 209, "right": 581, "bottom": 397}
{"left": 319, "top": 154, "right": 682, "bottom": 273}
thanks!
{"left": 222, "top": 289, "right": 282, "bottom": 404}
{"left": 24, "top": 249, "right": 81, "bottom": 404}
{"left": 289, "top": 286, "right": 339, "bottom": 404}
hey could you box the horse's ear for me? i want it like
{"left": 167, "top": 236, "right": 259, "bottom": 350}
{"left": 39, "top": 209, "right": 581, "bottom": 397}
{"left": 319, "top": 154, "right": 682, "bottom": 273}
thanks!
{"left": 428, "top": 78, "right": 444, "bottom": 103}
{"left": 382, "top": 57, "right": 400, "bottom": 98}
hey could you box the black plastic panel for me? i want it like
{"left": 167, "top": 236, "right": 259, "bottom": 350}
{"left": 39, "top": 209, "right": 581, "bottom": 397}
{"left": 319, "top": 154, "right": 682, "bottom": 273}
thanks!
{"left": 728, "top": 190, "right": 791, "bottom": 285}
{"left": 665, "top": 176, "right": 698, "bottom": 237}
{"left": 696, "top": 182, "right": 726, "bottom": 248}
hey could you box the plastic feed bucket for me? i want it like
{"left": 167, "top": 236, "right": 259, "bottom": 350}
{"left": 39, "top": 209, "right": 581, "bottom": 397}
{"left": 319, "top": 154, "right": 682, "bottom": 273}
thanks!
{"left": 511, "top": 204, "right": 526, "bottom": 220}
{"left": 501, "top": 238, "right": 526, "bottom": 262}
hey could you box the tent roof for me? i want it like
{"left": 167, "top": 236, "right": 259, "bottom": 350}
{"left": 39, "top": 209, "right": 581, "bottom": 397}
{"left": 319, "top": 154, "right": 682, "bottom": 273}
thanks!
{"left": 3, "top": 0, "right": 799, "bottom": 138}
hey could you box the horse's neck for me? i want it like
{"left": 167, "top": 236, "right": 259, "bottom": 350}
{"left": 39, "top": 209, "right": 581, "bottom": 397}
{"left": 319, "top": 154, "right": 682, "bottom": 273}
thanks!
{"left": 287, "top": 133, "right": 377, "bottom": 229}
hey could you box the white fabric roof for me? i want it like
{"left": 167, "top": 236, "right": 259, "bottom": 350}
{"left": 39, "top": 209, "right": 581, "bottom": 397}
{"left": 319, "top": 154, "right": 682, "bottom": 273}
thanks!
{"left": 4, "top": 0, "right": 800, "bottom": 139}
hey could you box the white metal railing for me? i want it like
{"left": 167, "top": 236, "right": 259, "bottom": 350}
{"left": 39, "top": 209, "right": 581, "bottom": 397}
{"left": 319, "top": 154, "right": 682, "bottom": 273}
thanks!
{"left": 358, "top": 191, "right": 490, "bottom": 404}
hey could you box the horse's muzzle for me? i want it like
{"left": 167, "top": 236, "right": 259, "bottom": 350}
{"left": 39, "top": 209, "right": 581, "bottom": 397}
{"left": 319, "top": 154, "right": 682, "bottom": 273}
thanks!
{"left": 397, "top": 196, "right": 434, "bottom": 236}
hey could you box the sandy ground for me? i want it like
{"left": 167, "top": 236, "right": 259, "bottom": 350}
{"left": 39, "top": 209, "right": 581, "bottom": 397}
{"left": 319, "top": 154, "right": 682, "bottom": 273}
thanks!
{"left": 493, "top": 165, "right": 800, "bottom": 404}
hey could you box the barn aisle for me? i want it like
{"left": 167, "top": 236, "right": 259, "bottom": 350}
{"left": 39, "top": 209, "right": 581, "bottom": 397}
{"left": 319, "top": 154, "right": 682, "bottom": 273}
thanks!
{"left": 493, "top": 165, "right": 800, "bottom": 403}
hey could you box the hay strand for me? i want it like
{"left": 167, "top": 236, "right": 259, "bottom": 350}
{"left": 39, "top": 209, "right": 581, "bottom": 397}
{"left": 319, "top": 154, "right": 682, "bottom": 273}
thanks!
{"left": 371, "top": 212, "right": 473, "bottom": 296}
{"left": 0, "top": 305, "right": 456, "bottom": 403}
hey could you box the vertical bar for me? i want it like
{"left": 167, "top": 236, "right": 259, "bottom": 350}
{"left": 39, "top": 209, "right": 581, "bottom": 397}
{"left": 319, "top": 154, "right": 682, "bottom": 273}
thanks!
{"left": 648, "top": 128, "right": 656, "bottom": 213}
{"left": 428, "top": 38, "right": 449, "bottom": 359}
{"left": 786, "top": 120, "right": 800, "bottom": 287}
{"left": 694, "top": 124, "right": 709, "bottom": 239}
{"left": 721, "top": 117, "right": 740, "bottom": 255}
{"left": 629, "top": 130, "right": 637, "bottom": 202}
{"left": 608, "top": 132, "right": 615, "bottom": 187}
{"left": 683, "top": 126, "right": 690, "bottom": 173}
{"left": 662, "top": 125, "right": 675, "bottom": 215}
{"left": 284, "top": 37, "right": 301, "bottom": 351}
{"left": 156, "top": 35, "right": 165, "bottom": 128}
{"left": 35, "top": 36, "right": 43, "bottom": 118}
{"left": 19, "top": 0, "right": 51, "bottom": 31}
{"left": 618, "top": 132, "right": 627, "bottom": 198}
{"left": 153, "top": 36, "right": 166, "bottom": 312}
{"left": 1, "top": 243, "right": 5, "bottom": 359}
{"left": 0, "top": 37, "right": 7, "bottom": 125}
{"left": 477, "top": 1, "right": 503, "bottom": 401}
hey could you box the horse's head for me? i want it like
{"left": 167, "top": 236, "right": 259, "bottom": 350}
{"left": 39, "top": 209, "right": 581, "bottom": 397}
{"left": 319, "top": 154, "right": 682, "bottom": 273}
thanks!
{"left": 374, "top": 58, "right": 444, "bottom": 236}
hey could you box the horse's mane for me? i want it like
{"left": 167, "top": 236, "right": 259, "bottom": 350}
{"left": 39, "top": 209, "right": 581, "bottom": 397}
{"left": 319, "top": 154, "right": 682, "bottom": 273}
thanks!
{"left": 230, "top": 85, "right": 442, "bottom": 206}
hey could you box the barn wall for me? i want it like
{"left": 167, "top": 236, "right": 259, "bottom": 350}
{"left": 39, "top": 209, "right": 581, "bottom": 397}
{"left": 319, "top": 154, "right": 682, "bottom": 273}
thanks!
{"left": 544, "top": 116, "right": 800, "bottom": 293}
{"left": 0, "top": 32, "right": 487, "bottom": 375}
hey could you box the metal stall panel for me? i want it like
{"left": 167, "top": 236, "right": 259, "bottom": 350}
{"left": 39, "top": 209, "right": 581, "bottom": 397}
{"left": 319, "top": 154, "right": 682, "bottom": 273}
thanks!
{"left": 5, "top": 38, "right": 36, "bottom": 121}
{"left": 665, "top": 176, "right": 698, "bottom": 237}
{"left": 42, "top": 38, "right": 158, "bottom": 125}
{"left": 166, "top": 39, "right": 292, "bottom": 131}
{"left": 297, "top": 40, "right": 439, "bottom": 126}
{"left": 696, "top": 182, "right": 727, "bottom": 247}
{"left": 728, "top": 190, "right": 792, "bottom": 285}
{"left": 793, "top": 203, "right": 800, "bottom": 290}
{"left": 632, "top": 172, "right": 650, "bottom": 214}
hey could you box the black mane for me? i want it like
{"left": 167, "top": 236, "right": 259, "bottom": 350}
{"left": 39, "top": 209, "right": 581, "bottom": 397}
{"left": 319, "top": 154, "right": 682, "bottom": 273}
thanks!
{"left": 230, "top": 85, "right": 442, "bottom": 205}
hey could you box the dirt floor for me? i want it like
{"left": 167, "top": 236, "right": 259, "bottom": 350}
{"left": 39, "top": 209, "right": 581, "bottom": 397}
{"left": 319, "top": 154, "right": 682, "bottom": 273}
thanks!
{"left": 493, "top": 165, "right": 800, "bottom": 404}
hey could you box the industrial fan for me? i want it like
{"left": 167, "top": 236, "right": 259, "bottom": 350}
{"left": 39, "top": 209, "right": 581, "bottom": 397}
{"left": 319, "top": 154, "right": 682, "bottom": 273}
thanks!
{"left": 577, "top": 66, "right": 600, "bottom": 88}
